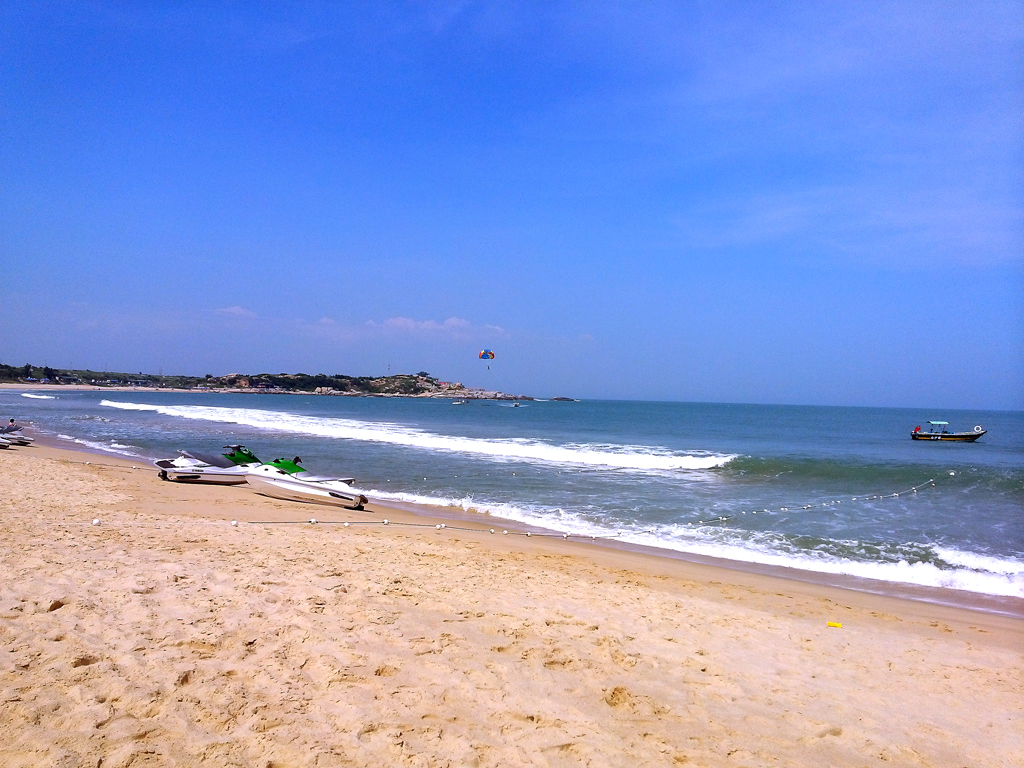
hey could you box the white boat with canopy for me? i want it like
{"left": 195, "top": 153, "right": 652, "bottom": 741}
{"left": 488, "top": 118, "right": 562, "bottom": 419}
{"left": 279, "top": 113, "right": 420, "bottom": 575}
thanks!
{"left": 911, "top": 421, "right": 986, "bottom": 442}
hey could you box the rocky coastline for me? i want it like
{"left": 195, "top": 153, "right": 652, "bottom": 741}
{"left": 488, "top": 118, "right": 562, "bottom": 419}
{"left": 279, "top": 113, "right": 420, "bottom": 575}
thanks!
{"left": 1, "top": 363, "right": 535, "bottom": 400}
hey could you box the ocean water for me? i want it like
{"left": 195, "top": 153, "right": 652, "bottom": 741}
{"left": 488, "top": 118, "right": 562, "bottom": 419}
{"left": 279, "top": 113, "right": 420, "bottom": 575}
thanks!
{"left": 5, "top": 390, "right": 1023, "bottom": 598}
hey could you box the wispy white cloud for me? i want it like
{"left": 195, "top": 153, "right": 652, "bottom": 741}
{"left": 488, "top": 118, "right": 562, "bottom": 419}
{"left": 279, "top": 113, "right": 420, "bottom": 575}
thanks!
{"left": 291, "top": 315, "right": 506, "bottom": 342}
{"left": 369, "top": 316, "right": 471, "bottom": 333}
{"left": 670, "top": 183, "right": 1024, "bottom": 269}
{"left": 423, "top": 0, "right": 476, "bottom": 34}
{"left": 216, "top": 306, "right": 258, "bottom": 318}
{"left": 671, "top": 192, "right": 814, "bottom": 250}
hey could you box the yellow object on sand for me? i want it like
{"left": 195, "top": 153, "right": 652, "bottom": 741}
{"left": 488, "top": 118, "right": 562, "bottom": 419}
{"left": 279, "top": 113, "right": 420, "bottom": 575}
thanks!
{"left": 827, "top": 621, "right": 843, "bottom": 628}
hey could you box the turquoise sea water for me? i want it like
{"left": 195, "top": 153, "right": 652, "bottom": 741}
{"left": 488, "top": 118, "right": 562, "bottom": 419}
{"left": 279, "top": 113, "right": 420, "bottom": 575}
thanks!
{"left": 6, "top": 390, "right": 1023, "bottom": 598}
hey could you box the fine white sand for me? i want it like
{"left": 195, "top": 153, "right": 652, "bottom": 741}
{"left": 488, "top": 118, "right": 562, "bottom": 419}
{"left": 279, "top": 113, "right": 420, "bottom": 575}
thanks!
{"left": 1, "top": 445, "right": 1022, "bottom": 767}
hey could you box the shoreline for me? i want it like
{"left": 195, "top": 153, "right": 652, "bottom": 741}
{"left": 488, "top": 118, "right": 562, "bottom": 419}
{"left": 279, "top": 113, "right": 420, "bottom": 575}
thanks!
{"left": 1, "top": 382, "right": 528, "bottom": 399}
{"left": 2, "top": 439, "right": 1022, "bottom": 765}
{"left": 24, "top": 432, "right": 1024, "bottom": 620}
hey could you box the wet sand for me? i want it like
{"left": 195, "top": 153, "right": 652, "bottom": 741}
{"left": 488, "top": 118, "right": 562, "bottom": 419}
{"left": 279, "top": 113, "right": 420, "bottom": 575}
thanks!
{"left": 1, "top": 444, "right": 1021, "bottom": 766}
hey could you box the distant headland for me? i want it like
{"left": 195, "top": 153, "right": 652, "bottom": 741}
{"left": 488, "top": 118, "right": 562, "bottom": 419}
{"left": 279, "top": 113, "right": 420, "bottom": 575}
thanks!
{"left": 0, "top": 362, "right": 541, "bottom": 400}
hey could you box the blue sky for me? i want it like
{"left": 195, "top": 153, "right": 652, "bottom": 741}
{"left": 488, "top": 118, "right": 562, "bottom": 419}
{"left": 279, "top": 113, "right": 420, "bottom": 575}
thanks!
{"left": 2, "top": 1, "right": 1021, "bottom": 408}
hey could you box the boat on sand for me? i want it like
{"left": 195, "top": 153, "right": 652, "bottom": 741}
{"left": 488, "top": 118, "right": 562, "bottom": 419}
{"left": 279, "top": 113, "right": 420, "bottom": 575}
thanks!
{"left": 245, "top": 459, "right": 368, "bottom": 510}
{"left": 154, "top": 444, "right": 263, "bottom": 484}
{"left": 0, "top": 424, "right": 34, "bottom": 445}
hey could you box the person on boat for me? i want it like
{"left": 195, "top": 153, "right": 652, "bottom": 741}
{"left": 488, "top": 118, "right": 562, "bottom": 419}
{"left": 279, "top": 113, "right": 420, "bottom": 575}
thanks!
{"left": 913, "top": 425, "right": 921, "bottom": 434}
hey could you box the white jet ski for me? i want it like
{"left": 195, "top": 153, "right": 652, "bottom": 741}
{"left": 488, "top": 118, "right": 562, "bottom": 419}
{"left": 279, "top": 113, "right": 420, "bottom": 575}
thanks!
{"left": 0, "top": 436, "right": 11, "bottom": 449}
{"left": 245, "top": 457, "right": 368, "bottom": 510}
{"left": 154, "top": 444, "right": 263, "bottom": 484}
{"left": 0, "top": 424, "right": 34, "bottom": 445}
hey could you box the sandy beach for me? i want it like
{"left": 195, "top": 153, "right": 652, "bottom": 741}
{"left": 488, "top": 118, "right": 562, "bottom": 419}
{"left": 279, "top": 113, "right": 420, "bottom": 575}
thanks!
{"left": 1, "top": 444, "right": 1021, "bottom": 767}
{"left": 0, "top": 383, "right": 197, "bottom": 393}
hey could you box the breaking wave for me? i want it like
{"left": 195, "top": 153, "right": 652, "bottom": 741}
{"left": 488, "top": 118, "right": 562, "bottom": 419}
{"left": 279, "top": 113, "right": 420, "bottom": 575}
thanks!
{"left": 99, "top": 400, "right": 735, "bottom": 471}
{"left": 56, "top": 434, "right": 145, "bottom": 458}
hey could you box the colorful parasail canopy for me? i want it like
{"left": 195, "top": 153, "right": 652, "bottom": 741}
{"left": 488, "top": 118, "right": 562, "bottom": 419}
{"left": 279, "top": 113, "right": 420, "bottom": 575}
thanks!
{"left": 479, "top": 349, "right": 495, "bottom": 360}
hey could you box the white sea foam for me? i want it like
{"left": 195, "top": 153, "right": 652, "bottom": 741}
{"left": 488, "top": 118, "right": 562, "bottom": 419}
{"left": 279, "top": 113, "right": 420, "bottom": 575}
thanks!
{"left": 932, "top": 547, "right": 1024, "bottom": 577}
{"left": 99, "top": 400, "right": 734, "bottom": 471}
{"left": 57, "top": 434, "right": 144, "bottom": 458}
{"left": 361, "top": 487, "right": 1024, "bottom": 598}
{"left": 629, "top": 527, "right": 1024, "bottom": 598}
{"left": 21, "top": 393, "right": 55, "bottom": 399}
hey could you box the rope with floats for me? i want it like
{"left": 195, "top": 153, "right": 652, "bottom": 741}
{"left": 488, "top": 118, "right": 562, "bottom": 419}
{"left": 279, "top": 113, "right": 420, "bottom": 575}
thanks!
{"left": 51, "top": 457, "right": 960, "bottom": 542}
{"left": 249, "top": 519, "right": 618, "bottom": 540}
{"left": 217, "top": 471, "right": 950, "bottom": 542}
{"left": 68, "top": 471, "right": 955, "bottom": 544}
{"left": 72, "top": 516, "right": 633, "bottom": 541}
{"left": 693, "top": 473, "right": 953, "bottom": 526}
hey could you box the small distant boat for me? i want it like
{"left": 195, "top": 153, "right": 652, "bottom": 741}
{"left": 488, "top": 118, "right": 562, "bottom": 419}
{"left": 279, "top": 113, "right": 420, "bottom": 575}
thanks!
{"left": 452, "top": 399, "right": 468, "bottom": 405}
{"left": 911, "top": 421, "right": 986, "bottom": 442}
{"left": 245, "top": 460, "right": 367, "bottom": 509}
{"left": 154, "top": 444, "right": 263, "bottom": 483}
{"left": 511, "top": 401, "right": 521, "bottom": 407}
